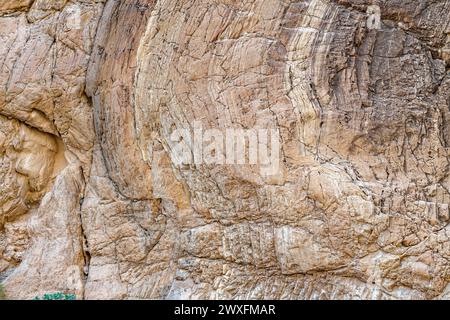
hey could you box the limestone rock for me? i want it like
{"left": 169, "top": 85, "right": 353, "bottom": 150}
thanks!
{"left": 0, "top": 0, "right": 449, "bottom": 300}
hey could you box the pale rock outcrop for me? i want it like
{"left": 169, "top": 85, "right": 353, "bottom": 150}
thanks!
{"left": 0, "top": 0, "right": 104, "bottom": 297}
{"left": 0, "top": 0, "right": 449, "bottom": 300}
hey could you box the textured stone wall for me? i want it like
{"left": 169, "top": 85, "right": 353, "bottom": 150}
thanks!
{"left": 0, "top": 0, "right": 449, "bottom": 300}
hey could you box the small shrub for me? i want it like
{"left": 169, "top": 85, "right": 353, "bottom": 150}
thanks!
{"left": 0, "top": 284, "right": 6, "bottom": 300}
{"left": 33, "top": 292, "right": 76, "bottom": 300}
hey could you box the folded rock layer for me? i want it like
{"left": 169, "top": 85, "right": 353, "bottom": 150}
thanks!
{"left": 0, "top": 0, "right": 449, "bottom": 300}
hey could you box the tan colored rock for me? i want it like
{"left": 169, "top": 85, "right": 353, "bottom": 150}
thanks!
{"left": 0, "top": 0, "right": 34, "bottom": 15}
{"left": 0, "top": 0, "right": 449, "bottom": 300}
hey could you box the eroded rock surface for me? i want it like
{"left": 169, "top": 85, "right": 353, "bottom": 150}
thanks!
{"left": 0, "top": 0, "right": 449, "bottom": 300}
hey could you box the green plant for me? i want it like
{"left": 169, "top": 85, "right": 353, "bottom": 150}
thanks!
{"left": 0, "top": 283, "right": 6, "bottom": 300}
{"left": 33, "top": 292, "right": 76, "bottom": 300}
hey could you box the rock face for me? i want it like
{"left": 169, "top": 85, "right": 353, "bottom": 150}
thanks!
{"left": 0, "top": 0, "right": 449, "bottom": 300}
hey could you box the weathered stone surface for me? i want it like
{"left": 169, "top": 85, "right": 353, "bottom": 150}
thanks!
{"left": 0, "top": 0, "right": 449, "bottom": 300}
